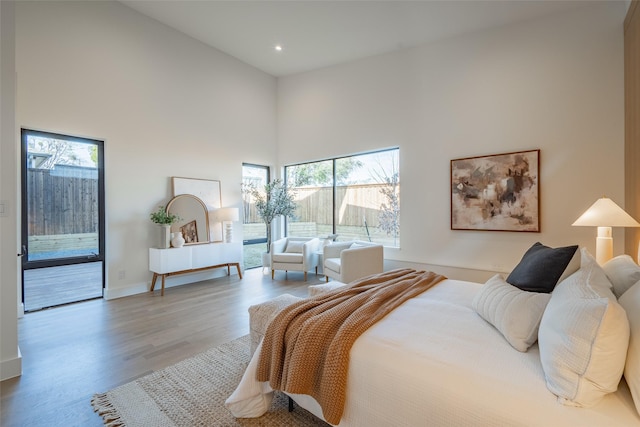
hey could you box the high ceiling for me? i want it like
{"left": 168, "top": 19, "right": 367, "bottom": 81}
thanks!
{"left": 120, "top": 1, "right": 597, "bottom": 77}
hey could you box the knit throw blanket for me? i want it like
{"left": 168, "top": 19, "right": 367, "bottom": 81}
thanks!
{"left": 256, "top": 268, "right": 447, "bottom": 425}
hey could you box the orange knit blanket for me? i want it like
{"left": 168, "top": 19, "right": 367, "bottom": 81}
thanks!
{"left": 256, "top": 268, "right": 447, "bottom": 424}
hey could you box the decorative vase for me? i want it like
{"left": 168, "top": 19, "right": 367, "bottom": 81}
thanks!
{"left": 159, "top": 224, "right": 171, "bottom": 249}
{"left": 171, "top": 231, "right": 185, "bottom": 248}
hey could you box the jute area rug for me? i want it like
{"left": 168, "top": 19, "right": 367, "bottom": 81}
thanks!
{"left": 91, "top": 335, "right": 330, "bottom": 427}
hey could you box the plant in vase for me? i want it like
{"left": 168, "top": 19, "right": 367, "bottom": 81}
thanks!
{"left": 243, "top": 178, "right": 296, "bottom": 267}
{"left": 150, "top": 206, "right": 181, "bottom": 249}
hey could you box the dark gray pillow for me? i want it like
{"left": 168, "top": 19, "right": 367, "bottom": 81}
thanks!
{"left": 506, "top": 242, "right": 579, "bottom": 293}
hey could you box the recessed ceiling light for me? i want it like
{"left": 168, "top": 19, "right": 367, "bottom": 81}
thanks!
{"left": 274, "top": 45, "right": 283, "bottom": 52}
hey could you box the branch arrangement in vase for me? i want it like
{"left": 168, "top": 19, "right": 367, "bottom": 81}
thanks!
{"left": 243, "top": 178, "right": 296, "bottom": 253}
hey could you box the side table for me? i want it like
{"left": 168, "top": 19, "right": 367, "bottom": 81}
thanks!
{"left": 314, "top": 250, "right": 324, "bottom": 275}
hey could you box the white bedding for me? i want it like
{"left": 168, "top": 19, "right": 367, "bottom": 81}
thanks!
{"left": 227, "top": 279, "right": 640, "bottom": 426}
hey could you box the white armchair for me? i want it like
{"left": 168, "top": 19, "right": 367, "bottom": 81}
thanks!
{"left": 271, "top": 237, "right": 320, "bottom": 281}
{"left": 323, "top": 240, "right": 384, "bottom": 283}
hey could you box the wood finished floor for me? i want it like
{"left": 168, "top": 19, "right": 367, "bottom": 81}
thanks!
{"left": 0, "top": 268, "right": 326, "bottom": 427}
{"left": 23, "top": 262, "right": 103, "bottom": 311}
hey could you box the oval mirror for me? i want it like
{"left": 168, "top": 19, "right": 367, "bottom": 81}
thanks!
{"left": 166, "top": 194, "right": 210, "bottom": 245}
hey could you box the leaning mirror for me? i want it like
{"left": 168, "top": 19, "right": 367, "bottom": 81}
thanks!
{"left": 166, "top": 194, "right": 210, "bottom": 245}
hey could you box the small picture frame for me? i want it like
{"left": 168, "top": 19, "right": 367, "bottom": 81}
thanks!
{"left": 451, "top": 149, "right": 540, "bottom": 232}
{"left": 181, "top": 220, "right": 199, "bottom": 244}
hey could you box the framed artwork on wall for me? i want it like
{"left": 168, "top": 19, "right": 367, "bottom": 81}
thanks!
{"left": 172, "top": 177, "right": 222, "bottom": 208}
{"left": 172, "top": 177, "right": 223, "bottom": 242}
{"left": 450, "top": 149, "right": 540, "bottom": 232}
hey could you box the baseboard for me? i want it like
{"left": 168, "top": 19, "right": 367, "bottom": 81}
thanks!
{"left": 104, "top": 269, "right": 233, "bottom": 300}
{"left": 104, "top": 282, "right": 149, "bottom": 300}
{"left": 0, "top": 347, "right": 22, "bottom": 381}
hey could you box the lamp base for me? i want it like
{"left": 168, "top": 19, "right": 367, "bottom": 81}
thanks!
{"left": 595, "top": 226, "right": 613, "bottom": 265}
{"left": 224, "top": 222, "right": 233, "bottom": 243}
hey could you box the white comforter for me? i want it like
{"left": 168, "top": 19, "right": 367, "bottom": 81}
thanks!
{"left": 226, "top": 279, "right": 640, "bottom": 426}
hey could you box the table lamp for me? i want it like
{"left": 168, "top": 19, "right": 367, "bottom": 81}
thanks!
{"left": 572, "top": 197, "right": 640, "bottom": 265}
{"left": 214, "top": 207, "right": 240, "bottom": 243}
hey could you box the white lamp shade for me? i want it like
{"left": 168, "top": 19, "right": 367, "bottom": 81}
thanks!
{"left": 212, "top": 207, "right": 239, "bottom": 222}
{"left": 572, "top": 197, "right": 640, "bottom": 227}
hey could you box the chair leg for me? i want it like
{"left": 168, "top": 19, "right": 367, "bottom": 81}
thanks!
{"left": 304, "top": 271, "right": 307, "bottom": 281}
{"left": 326, "top": 276, "right": 329, "bottom": 282}
{"left": 271, "top": 269, "right": 274, "bottom": 279}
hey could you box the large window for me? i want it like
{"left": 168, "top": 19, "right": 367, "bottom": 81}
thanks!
{"left": 285, "top": 148, "right": 399, "bottom": 247}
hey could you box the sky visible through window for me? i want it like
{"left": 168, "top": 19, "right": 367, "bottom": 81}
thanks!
{"left": 27, "top": 135, "right": 97, "bottom": 169}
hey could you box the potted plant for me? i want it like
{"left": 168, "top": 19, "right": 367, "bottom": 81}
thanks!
{"left": 244, "top": 178, "right": 296, "bottom": 266}
{"left": 150, "top": 205, "right": 181, "bottom": 249}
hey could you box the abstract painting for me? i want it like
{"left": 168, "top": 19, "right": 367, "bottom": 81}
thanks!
{"left": 451, "top": 150, "right": 539, "bottom": 232}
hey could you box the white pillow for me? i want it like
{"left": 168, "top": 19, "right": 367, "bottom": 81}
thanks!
{"left": 557, "top": 247, "right": 581, "bottom": 283}
{"left": 602, "top": 254, "right": 640, "bottom": 298}
{"left": 538, "top": 248, "right": 629, "bottom": 407}
{"left": 618, "top": 280, "right": 640, "bottom": 416}
{"left": 472, "top": 274, "right": 550, "bottom": 352}
{"left": 284, "top": 241, "right": 304, "bottom": 253}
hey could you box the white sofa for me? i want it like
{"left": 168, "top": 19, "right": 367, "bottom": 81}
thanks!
{"left": 323, "top": 240, "right": 383, "bottom": 283}
{"left": 270, "top": 237, "right": 319, "bottom": 281}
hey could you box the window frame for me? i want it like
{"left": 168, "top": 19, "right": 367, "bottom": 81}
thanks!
{"left": 284, "top": 147, "right": 400, "bottom": 247}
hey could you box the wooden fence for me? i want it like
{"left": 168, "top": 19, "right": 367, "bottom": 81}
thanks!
{"left": 27, "top": 168, "right": 98, "bottom": 236}
{"left": 244, "top": 184, "right": 394, "bottom": 227}
{"left": 27, "top": 171, "right": 391, "bottom": 241}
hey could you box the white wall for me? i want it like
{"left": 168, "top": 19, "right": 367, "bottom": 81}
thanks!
{"left": 0, "top": 0, "right": 22, "bottom": 381}
{"left": 15, "top": 1, "right": 277, "bottom": 298}
{"left": 277, "top": 2, "right": 627, "bottom": 278}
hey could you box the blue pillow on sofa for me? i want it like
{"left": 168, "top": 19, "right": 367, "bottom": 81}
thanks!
{"left": 506, "top": 242, "right": 579, "bottom": 293}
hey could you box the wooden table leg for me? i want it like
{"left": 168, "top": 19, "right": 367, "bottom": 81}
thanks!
{"left": 150, "top": 273, "right": 158, "bottom": 292}
{"left": 235, "top": 263, "right": 243, "bottom": 279}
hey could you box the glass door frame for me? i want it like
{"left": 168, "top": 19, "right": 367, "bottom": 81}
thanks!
{"left": 20, "top": 128, "right": 106, "bottom": 302}
{"left": 242, "top": 163, "right": 270, "bottom": 269}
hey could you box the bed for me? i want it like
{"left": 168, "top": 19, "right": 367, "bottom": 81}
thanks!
{"left": 226, "top": 245, "right": 640, "bottom": 426}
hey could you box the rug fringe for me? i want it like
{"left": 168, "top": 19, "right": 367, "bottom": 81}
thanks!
{"left": 91, "top": 392, "right": 126, "bottom": 427}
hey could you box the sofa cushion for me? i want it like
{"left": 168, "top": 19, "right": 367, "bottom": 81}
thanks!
{"left": 324, "top": 257, "right": 341, "bottom": 273}
{"left": 506, "top": 242, "right": 579, "bottom": 293}
{"left": 285, "top": 241, "right": 304, "bottom": 253}
{"left": 272, "top": 253, "right": 303, "bottom": 263}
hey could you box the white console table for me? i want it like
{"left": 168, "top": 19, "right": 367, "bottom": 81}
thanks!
{"left": 149, "top": 242, "right": 242, "bottom": 295}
